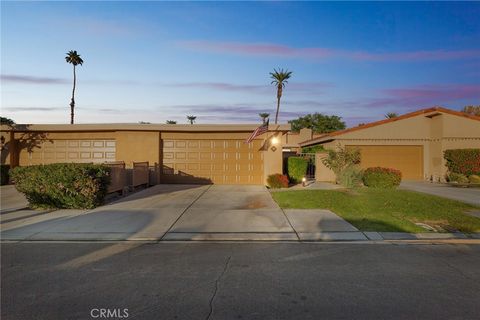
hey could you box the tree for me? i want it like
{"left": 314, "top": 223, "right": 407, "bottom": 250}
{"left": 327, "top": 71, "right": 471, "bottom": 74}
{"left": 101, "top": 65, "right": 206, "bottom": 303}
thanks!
{"left": 288, "top": 113, "right": 346, "bottom": 134}
{"left": 270, "top": 68, "right": 292, "bottom": 124}
{"left": 187, "top": 115, "right": 196, "bottom": 124}
{"left": 259, "top": 113, "right": 270, "bottom": 124}
{"left": 0, "top": 117, "right": 15, "bottom": 126}
{"left": 166, "top": 120, "right": 177, "bottom": 124}
{"left": 462, "top": 105, "right": 480, "bottom": 116}
{"left": 385, "top": 112, "right": 398, "bottom": 119}
{"left": 65, "top": 50, "right": 84, "bottom": 124}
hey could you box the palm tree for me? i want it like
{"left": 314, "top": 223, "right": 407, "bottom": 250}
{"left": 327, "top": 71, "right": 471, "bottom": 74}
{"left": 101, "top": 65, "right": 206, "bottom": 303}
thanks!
{"left": 385, "top": 112, "right": 398, "bottom": 119}
{"left": 259, "top": 113, "right": 270, "bottom": 124}
{"left": 166, "top": 120, "right": 177, "bottom": 124}
{"left": 65, "top": 50, "right": 84, "bottom": 124}
{"left": 270, "top": 68, "right": 292, "bottom": 124}
{"left": 187, "top": 115, "right": 196, "bottom": 124}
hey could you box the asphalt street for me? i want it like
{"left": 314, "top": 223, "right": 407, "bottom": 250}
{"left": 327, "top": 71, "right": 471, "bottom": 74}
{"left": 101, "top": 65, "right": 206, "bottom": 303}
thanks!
{"left": 1, "top": 242, "right": 479, "bottom": 320}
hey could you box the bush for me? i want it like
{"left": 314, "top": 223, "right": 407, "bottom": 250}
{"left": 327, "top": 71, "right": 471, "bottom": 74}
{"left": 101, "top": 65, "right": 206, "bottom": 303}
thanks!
{"left": 1, "top": 164, "right": 10, "bottom": 185}
{"left": 444, "top": 149, "right": 480, "bottom": 176}
{"left": 362, "top": 167, "right": 402, "bottom": 188}
{"left": 10, "top": 163, "right": 111, "bottom": 209}
{"left": 469, "top": 175, "right": 480, "bottom": 184}
{"left": 267, "top": 174, "right": 289, "bottom": 189}
{"left": 337, "top": 166, "right": 363, "bottom": 188}
{"left": 301, "top": 145, "right": 324, "bottom": 153}
{"left": 287, "top": 157, "right": 309, "bottom": 184}
{"left": 447, "top": 172, "right": 469, "bottom": 184}
{"left": 322, "top": 146, "right": 360, "bottom": 177}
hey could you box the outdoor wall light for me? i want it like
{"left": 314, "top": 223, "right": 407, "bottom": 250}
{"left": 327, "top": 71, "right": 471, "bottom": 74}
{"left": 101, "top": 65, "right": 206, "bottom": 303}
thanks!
{"left": 302, "top": 177, "right": 307, "bottom": 187}
{"left": 271, "top": 136, "right": 279, "bottom": 145}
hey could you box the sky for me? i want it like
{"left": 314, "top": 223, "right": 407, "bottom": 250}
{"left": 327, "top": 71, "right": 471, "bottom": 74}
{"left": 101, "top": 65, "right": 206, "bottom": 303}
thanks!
{"left": 1, "top": 1, "right": 479, "bottom": 126}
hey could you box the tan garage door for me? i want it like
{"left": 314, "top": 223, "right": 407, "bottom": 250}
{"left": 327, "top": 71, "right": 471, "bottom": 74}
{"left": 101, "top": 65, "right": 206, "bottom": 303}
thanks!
{"left": 19, "top": 139, "right": 116, "bottom": 166}
{"left": 162, "top": 138, "right": 264, "bottom": 184}
{"left": 348, "top": 145, "right": 423, "bottom": 180}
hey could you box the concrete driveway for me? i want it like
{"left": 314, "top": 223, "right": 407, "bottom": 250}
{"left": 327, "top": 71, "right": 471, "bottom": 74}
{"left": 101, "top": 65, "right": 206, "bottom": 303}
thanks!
{"left": 400, "top": 181, "right": 480, "bottom": 206}
{"left": 1, "top": 184, "right": 361, "bottom": 241}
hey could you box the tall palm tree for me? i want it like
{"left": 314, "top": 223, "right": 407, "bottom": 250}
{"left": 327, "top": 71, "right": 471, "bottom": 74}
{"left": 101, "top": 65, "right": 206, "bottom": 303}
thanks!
{"left": 65, "top": 50, "right": 84, "bottom": 124}
{"left": 187, "top": 115, "right": 196, "bottom": 124}
{"left": 385, "top": 112, "right": 398, "bottom": 119}
{"left": 270, "top": 68, "right": 292, "bottom": 124}
{"left": 259, "top": 113, "right": 270, "bottom": 124}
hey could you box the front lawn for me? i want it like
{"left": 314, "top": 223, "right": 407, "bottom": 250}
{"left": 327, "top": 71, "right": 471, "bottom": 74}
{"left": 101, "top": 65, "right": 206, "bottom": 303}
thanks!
{"left": 271, "top": 188, "right": 480, "bottom": 233}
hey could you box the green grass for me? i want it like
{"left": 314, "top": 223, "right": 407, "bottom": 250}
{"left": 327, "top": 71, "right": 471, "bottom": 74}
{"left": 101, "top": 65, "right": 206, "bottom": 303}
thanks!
{"left": 271, "top": 188, "right": 480, "bottom": 233}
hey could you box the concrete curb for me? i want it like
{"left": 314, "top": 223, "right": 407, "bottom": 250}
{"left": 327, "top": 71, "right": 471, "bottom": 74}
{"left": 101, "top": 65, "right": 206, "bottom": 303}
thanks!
{"left": 3, "top": 232, "right": 479, "bottom": 243}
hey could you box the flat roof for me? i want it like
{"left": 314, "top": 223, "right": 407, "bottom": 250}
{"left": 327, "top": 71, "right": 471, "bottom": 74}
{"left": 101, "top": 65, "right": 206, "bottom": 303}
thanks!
{"left": 0, "top": 123, "right": 291, "bottom": 132}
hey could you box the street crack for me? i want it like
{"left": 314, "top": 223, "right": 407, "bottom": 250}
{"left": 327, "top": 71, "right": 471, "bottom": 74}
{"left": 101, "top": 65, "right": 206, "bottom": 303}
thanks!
{"left": 206, "top": 255, "right": 231, "bottom": 320}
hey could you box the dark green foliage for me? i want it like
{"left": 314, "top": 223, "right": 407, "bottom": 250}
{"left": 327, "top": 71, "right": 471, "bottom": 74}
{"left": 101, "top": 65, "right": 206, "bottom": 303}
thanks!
{"left": 1, "top": 164, "right": 10, "bottom": 185}
{"left": 288, "top": 113, "right": 346, "bottom": 133}
{"left": 301, "top": 145, "right": 324, "bottom": 153}
{"left": 287, "top": 157, "right": 309, "bottom": 183}
{"left": 10, "top": 163, "right": 111, "bottom": 209}
{"left": 444, "top": 149, "right": 480, "bottom": 176}
{"left": 0, "top": 116, "right": 15, "bottom": 125}
{"left": 267, "top": 174, "right": 289, "bottom": 188}
{"left": 362, "top": 167, "right": 402, "bottom": 188}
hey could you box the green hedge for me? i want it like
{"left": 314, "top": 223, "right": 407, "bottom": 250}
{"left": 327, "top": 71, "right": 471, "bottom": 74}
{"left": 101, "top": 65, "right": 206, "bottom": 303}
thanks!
{"left": 267, "top": 174, "right": 289, "bottom": 189}
{"left": 444, "top": 149, "right": 480, "bottom": 176}
{"left": 362, "top": 167, "right": 402, "bottom": 188}
{"left": 10, "top": 163, "right": 111, "bottom": 209}
{"left": 1, "top": 164, "right": 10, "bottom": 185}
{"left": 287, "top": 157, "right": 309, "bottom": 184}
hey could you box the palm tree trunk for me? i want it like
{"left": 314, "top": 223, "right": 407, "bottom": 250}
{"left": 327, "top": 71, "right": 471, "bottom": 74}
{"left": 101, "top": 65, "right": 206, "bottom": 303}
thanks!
{"left": 274, "top": 96, "right": 281, "bottom": 124}
{"left": 70, "top": 65, "right": 76, "bottom": 124}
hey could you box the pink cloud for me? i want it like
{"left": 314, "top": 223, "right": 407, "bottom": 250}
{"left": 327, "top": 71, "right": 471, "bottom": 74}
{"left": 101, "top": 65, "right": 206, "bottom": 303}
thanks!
{"left": 367, "top": 84, "right": 480, "bottom": 108}
{"left": 164, "top": 81, "right": 332, "bottom": 95}
{"left": 178, "top": 40, "right": 480, "bottom": 61}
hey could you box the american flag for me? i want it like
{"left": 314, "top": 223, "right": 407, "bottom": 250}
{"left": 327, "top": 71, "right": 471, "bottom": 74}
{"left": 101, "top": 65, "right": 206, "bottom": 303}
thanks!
{"left": 245, "top": 120, "right": 269, "bottom": 143}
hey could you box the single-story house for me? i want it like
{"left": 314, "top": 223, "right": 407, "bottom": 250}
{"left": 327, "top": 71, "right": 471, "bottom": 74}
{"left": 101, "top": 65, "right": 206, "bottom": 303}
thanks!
{"left": 0, "top": 123, "right": 290, "bottom": 185}
{"left": 1, "top": 106, "right": 478, "bottom": 185}
{"left": 300, "top": 107, "right": 480, "bottom": 182}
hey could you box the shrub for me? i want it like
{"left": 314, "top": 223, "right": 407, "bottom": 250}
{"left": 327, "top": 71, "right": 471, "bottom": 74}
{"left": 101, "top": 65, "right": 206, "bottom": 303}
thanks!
{"left": 362, "top": 167, "right": 402, "bottom": 188}
{"left": 287, "top": 157, "right": 309, "bottom": 184}
{"left": 267, "top": 174, "right": 289, "bottom": 189}
{"left": 1, "top": 164, "right": 10, "bottom": 185}
{"left": 337, "top": 166, "right": 363, "bottom": 188}
{"left": 469, "top": 175, "right": 480, "bottom": 184}
{"left": 444, "top": 149, "right": 480, "bottom": 176}
{"left": 322, "top": 146, "right": 360, "bottom": 177}
{"left": 447, "top": 172, "right": 469, "bottom": 184}
{"left": 10, "top": 163, "right": 111, "bottom": 209}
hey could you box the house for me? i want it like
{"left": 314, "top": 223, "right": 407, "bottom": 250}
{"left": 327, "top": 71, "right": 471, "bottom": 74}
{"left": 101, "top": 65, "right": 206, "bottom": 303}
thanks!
{"left": 0, "top": 123, "right": 290, "bottom": 185}
{"left": 299, "top": 107, "right": 480, "bottom": 182}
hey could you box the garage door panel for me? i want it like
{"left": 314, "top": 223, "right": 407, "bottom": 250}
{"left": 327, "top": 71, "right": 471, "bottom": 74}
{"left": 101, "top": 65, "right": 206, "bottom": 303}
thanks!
{"left": 162, "top": 137, "right": 264, "bottom": 184}
{"left": 349, "top": 145, "right": 423, "bottom": 180}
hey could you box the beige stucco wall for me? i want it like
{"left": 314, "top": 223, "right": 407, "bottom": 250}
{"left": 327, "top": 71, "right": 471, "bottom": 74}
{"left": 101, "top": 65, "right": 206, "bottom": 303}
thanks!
{"left": 116, "top": 131, "right": 160, "bottom": 168}
{"left": 315, "top": 152, "right": 336, "bottom": 182}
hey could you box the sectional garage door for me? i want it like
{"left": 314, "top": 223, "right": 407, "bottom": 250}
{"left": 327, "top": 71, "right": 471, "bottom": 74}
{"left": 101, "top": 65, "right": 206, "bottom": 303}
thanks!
{"left": 349, "top": 145, "right": 424, "bottom": 180}
{"left": 19, "top": 139, "right": 116, "bottom": 166}
{"left": 161, "top": 138, "right": 264, "bottom": 184}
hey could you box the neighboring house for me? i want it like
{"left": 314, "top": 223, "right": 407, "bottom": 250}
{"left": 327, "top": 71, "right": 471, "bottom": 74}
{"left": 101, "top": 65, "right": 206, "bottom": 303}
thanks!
{"left": 299, "top": 107, "right": 480, "bottom": 182}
